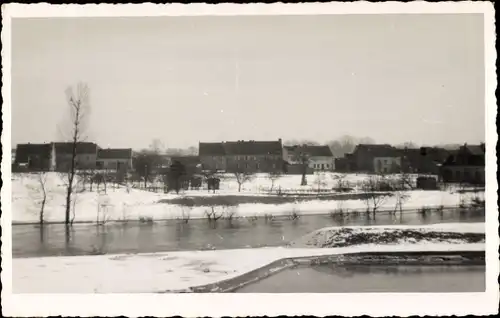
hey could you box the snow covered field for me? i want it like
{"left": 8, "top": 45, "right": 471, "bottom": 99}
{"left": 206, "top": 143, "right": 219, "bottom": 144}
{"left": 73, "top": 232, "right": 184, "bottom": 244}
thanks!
{"left": 12, "top": 223, "right": 484, "bottom": 293}
{"left": 11, "top": 172, "right": 482, "bottom": 224}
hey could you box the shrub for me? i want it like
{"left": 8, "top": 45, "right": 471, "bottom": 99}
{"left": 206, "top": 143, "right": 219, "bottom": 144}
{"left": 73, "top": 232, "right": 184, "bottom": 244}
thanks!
{"left": 329, "top": 208, "right": 345, "bottom": 220}
{"left": 417, "top": 206, "right": 431, "bottom": 215}
{"left": 288, "top": 207, "right": 301, "bottom": 221}
{"left": 246, "top": 215, "right": 259, "bottom": 223}
{"left": 205, "top": 207, "right": 223, "bottom": 222}
{"left": 264, "top": 213, "right": 275, "bottom": 222}
{"left": 139, "top": 216, "right": 154, "bottom": 224}
{"left": 436, "top": 205, "right": 445, "bottom": 213}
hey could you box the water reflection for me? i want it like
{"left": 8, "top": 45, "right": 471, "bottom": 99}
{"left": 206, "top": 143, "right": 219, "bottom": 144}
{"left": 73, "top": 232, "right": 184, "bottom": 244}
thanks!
{"left": 236, "top": 265, "right": 486, "bottom": 293}
{"left": 13, "top": 209, "right": 484, "bottom": 258}
{"left": 311, "top": 264, "right": 485, "bottom": 278}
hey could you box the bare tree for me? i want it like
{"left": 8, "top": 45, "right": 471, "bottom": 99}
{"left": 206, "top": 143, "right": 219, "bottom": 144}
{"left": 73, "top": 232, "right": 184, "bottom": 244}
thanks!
{"left": 28, "top": 172, "right": 50, "bottom": 225}
{"left": 290, "top": 146, "right": 310, "bottom": 186}
{"left": 361, "top": 176, "right": 389, "bottom": 216}
{"left": 268, "top": 170, "right": 282, "bottom": 192}
{"left": 60, "top": 83, "right": 90, "bottom": 226}
{"left": 234, "top": 170, "right": 255, "bottom": 192}
{"left": 313, "top": 171, "right": 328, "bottom": 195}
{"left": 205, "top": 206, "right": 224, "bottom": 223}
{"left": 393, "top": 190, "right": 410, "bottom": 216}
{"left": 327, "top": 135, "right": 375, "bottom": 158}
{"left": 133, "top": 149, "right": 162, "bottom": 189}
{"left": 202, "top": 169, "right": 220, "bottom": 193}
{"left": 37, "top": 172, "right": 48, "bottom": 224}
{"left": 331, "top": 174, "right": 350, "bottom": 192}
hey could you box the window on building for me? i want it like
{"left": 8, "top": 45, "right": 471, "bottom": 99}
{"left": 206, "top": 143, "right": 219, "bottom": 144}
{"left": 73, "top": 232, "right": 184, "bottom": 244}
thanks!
{"left": 245, "top": 163, "right": 249, "bottom": 168}
{"left": 272, "top": 163, "right": 276, "bottom": 169}
{"left": 256, "top": 163, "right": 260, "bottom": 169}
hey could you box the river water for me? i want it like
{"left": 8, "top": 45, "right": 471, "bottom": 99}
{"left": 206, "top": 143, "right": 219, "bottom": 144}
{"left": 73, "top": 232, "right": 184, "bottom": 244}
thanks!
{"left": 13, "top": 209, "right": 484, "bottom": 258}
{"left": 235, "top": 264, "right": 486, "bottom": 293}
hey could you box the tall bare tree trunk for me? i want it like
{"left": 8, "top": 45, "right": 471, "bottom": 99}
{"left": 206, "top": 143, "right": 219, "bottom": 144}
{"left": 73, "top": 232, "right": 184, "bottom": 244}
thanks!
{"left": 301, "top": 171, "right": 307, "bottom": 186}
{"left": 40, "top": 197, "right": 46, "bottom": 225}
{"left": 62, "top": 83, "right": 90, "bottom": 227}
{"left": 65, "top": 123, "right": 78, "bottom": 225}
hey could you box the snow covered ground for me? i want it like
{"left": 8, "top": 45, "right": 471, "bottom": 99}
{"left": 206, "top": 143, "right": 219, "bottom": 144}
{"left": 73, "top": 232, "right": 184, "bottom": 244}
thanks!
{"left": 13, "top": 223, "right": 485, "bottom": 293}
{"left": 290, "top": 223, "right": 485, "bottom": 248}
{"left": 11, "top": 172, "right": 482, "bottom": 224}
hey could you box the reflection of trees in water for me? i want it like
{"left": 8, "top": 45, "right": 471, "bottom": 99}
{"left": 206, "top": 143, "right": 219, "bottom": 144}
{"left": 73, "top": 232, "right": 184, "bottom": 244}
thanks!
{"left": 37, "top": 224, "right": 47, "bottom": 244}
{"left": 90, "top": 225, "right": 109, "bottom": 255}
{"left": 310, "top": 264, "right": 483, "bottom": 278}
{"left": 311, "top": 264, "right": 425, "bottom": 278}
{"left": 175, "top": 222, "right": 192, "bottom": 240}
{"left": 63, "top": 225, "right": 76, "bottom": 255}
{"left": 224, "top": 219, "right": 241, "bottom": 229}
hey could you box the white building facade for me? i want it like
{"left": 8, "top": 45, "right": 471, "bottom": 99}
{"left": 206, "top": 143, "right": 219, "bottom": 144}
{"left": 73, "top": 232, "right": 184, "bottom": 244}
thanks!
{"left": 309, "top": 156, "right": 335, "bottom": 171}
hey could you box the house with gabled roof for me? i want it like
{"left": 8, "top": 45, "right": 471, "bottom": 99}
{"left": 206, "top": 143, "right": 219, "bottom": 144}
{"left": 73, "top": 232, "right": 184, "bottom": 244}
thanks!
{"left": 441, "top": 143, "right": 485, "bottom": 185}
{"left": 199, "top": 139, "right": 285, "bottom": 173}
{"left": 97, "top": 148, "right": 133, "bottom": 171}
{"left": 399, "top": 146, "right": 451, "bottom": 175}
{"left": 284, "top": 145, "right": 334, "bottom": 171}
{"left": 199, "top": 142, "right": 226, "bottom": 171}
{"left": 14, "top": 143, "right": 56, "bottom": 171}
{"left": 350, "top": 144, "right": 401, "bottom": 173}
{"left": 54, "top": 142, "right": 99, "bottom": 171}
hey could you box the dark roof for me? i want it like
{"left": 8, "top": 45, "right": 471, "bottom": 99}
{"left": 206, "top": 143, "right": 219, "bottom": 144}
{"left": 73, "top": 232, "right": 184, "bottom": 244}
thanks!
{"left": 353, "top": 144, "right": 399, "bottom": 157}
{"left": 442, "top": 144, "right": 485, "bottom": 167}
{"left": 285, "top": 145, "right": 333, "bottom": 157}
{"left": 199, "top": 142, "right": 225, "bottom": 156}
{"left": 54, "top": 142, "right": 99, "bottom": 154}
{"left": 199, "top": 140, "right": 283, "bottom": 156}
{"left": 15, "top": 143, "right": 53, "bottom": 163}
{"left": 399, "top": 147, "right": 450, "bottom": 163}
{"left": 223, "top": 140, "right": 282, "bottom": 156}
{"left": 97, "top": 148, "right": 132, "bottom": 160}
{"left": 464, "top": 144, "right": 485, "bottom": 156}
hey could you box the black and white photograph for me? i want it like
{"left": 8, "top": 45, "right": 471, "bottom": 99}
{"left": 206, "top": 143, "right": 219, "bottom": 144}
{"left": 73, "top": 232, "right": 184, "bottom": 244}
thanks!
{"left": 1, "top": 2, "right": 498, "bottom": 317}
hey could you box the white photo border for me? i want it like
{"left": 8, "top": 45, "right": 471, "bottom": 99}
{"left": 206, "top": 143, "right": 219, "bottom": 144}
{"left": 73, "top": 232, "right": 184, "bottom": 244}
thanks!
{"left": 1, "top": 2, "right": 498, "bottom": 317}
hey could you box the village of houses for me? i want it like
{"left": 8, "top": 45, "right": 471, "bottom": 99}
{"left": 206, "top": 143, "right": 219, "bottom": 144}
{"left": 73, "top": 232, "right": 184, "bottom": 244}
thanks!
{"left": 11, "top": 137, "right": 485, "bottom": 225}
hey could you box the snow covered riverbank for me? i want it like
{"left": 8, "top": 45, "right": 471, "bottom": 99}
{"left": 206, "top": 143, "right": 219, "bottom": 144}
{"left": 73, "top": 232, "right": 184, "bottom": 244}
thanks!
{"left": 12, "top": 172, "right": 482, "bottom": 224}
{"left": 13, "top": 223, "right": 485, "bottom": 293}
{"left": 290, "top": 222, "right": 485, "bottom": 248}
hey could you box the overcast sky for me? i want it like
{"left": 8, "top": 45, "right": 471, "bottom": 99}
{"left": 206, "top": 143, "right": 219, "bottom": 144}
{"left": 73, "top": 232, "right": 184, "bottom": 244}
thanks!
{"left": 12, "top": 14, "right": 484, "bottom": 149}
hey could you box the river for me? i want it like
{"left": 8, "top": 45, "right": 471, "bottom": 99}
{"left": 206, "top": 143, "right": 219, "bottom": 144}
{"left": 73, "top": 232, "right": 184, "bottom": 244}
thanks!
{"left": 13, "top": 209, "right": 484, "bottom": 258}
{"left": 235, "top": 264, "right": 486, "bottom": 292}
